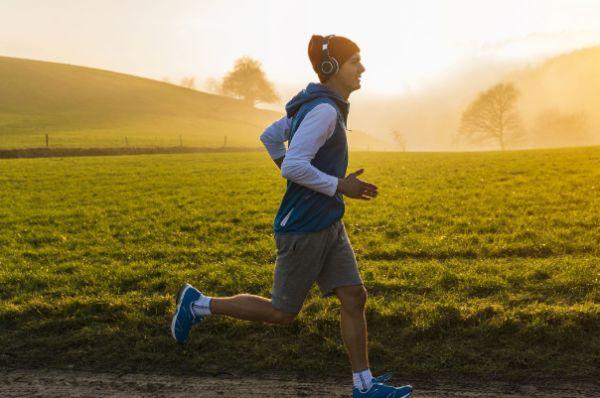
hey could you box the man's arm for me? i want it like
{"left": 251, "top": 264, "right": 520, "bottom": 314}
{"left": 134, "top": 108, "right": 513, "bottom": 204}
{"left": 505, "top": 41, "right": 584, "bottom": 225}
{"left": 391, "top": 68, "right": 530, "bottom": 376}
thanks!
{"left": 281, "top": 103, "right": 378, "bottom": 200}
{"left": 260, "top": 116, "right": 291, "bottom": 168}
{"left": 274, "top": 156, "right": 284, "bottom": 169}
{"left": 280, "top": 104, "right": 338, "bottom": 195}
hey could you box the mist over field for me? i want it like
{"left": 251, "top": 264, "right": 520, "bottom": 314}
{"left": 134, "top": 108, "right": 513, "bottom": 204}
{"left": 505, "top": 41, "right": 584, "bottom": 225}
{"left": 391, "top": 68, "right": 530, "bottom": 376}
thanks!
{"left": 265, "top": 46, "right": 600, "bottom": 152}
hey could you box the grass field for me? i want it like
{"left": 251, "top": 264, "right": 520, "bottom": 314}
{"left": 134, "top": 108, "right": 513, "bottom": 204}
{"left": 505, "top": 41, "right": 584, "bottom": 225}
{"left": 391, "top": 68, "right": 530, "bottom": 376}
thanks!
{"left": 0, "top": 148, "right": 599, "bottom": 379}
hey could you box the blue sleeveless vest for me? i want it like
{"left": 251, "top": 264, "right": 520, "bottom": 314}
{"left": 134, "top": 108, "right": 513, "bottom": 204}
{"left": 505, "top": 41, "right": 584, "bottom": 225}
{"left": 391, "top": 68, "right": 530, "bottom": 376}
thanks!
{"left": 274, "top": 84, "right": 349, "bottom": 234}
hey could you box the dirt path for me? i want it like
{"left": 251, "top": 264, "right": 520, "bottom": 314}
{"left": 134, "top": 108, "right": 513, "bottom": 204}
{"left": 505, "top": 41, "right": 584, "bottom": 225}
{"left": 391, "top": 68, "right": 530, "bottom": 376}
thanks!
{"left": 1, "top": 368, "right": 599, "bottom": 397}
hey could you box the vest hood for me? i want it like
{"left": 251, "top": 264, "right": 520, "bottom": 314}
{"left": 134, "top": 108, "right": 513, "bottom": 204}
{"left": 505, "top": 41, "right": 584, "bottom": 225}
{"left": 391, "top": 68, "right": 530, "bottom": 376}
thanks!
{"left": 285, "top": 83, "right": 350, "bottom": 121}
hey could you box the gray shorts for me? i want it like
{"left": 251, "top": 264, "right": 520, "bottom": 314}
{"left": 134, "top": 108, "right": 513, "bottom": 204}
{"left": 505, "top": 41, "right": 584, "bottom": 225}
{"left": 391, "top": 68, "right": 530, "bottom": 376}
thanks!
{"left": 271, "top": 220, "right": 363, "bottom": 314}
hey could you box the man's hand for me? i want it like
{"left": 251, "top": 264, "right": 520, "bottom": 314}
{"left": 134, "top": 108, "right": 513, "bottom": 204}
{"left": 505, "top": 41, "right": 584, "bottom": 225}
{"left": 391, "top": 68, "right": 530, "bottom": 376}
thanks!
{"left": 337, "top": 169, "right": 378, "bottom": 200}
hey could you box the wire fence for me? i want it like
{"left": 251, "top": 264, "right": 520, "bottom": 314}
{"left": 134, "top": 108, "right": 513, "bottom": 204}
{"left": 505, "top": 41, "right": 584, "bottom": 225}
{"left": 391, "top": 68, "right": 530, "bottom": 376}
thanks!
{"left": 0, "top": 133, "right": 236, "bottom": 150}
{"left": 0, "top": 134, "right": 270, "bottom": 158}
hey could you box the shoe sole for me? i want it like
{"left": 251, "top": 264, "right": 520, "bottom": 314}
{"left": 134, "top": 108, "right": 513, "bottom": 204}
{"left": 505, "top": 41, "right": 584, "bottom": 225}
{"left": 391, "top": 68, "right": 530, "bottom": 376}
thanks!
{"left": 171, "top": 284, "right": 192, "bottom": 342}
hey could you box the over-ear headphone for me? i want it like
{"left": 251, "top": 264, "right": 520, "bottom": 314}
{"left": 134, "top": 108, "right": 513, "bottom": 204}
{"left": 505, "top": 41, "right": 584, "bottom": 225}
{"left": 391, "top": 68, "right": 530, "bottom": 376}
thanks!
{"left": 320, "top": 35, "right": 339, "bottom": 76}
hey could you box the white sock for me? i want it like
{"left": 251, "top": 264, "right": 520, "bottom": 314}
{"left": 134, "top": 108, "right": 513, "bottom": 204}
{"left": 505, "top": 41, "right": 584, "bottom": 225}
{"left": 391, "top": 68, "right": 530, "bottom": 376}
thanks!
{"left": 352, "top": 368, "right": 374, "bottom": 392}
{"left": 191, "top": 295, "right": 212, "bottom": 316}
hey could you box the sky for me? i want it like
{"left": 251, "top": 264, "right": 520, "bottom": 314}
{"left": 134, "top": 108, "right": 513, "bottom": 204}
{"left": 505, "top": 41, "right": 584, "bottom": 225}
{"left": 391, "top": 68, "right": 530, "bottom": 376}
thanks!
{"left": 2, "top": 0, "right": 600, "bottom": 97}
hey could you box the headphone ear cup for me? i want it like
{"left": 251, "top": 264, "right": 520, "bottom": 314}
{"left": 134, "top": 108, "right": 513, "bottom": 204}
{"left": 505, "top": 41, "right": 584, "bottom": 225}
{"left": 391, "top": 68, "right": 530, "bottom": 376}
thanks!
{"left": 320, "top": 57, "right": 339, "bottom": 75}
{"left": 330, "top": 57, "right": 339, "bottom": 74}
{"left": 320, "top": 60, "right": 334, "bottom": 75}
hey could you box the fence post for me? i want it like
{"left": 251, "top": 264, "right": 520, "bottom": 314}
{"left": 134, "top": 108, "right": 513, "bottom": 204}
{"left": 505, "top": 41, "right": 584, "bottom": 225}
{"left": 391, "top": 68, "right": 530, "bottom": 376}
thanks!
{"left": 223, "top": 135, "right": 227, "bottom": 148}
{"left": 125, "top": 136, "right": 128, "bottom": 147}
{"left": 180, "top": 135, "right": 183, "bottom": 147}
{"left": 45, "top": 134, "right": 49, "bottom": 148}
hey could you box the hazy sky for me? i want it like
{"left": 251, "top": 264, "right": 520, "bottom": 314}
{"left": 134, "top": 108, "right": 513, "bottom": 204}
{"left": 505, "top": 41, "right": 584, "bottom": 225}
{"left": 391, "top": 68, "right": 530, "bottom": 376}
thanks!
{"left": 2, "top": 0, "right": 600, "bottom": 96}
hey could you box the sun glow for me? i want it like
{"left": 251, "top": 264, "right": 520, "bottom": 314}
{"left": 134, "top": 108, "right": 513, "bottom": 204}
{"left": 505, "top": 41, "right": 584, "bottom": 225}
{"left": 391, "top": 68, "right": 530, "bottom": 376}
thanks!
{"left": 2, "top": 0, "right": 600, "bottom": 97}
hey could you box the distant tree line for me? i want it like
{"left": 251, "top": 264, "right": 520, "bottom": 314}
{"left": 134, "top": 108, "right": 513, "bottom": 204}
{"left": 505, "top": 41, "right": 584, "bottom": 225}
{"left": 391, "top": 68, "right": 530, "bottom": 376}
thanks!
{"left": 180, "top": 77, "right": 196, "bottom": 90}
{"left": 162, "top": 56, "right": 279, "bottom": 108}
{"left": 457, "top": 82, "right": 589, "bottom": 150}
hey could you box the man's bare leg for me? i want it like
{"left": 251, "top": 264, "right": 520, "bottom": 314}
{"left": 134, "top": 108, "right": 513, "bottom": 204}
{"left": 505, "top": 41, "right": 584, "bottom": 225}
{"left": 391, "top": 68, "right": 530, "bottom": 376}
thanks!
{"left": 335, "top": 285, "right": 369, "bottom": 371}
{"left": 211, "top": 294, "right": 296, "bottom": 324}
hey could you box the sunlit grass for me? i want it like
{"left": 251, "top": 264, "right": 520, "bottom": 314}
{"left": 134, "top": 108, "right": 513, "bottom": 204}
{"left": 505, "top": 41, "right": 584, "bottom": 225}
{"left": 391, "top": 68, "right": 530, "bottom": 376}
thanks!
{"left": 0, "top": 148, "right": 598, "bottom": 378}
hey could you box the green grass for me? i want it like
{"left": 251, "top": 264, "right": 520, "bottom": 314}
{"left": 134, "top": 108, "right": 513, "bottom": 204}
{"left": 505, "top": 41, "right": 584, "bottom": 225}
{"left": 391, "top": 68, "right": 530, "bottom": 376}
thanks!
{"left": 1, "top": 147, "right": 599, "bottom": 379}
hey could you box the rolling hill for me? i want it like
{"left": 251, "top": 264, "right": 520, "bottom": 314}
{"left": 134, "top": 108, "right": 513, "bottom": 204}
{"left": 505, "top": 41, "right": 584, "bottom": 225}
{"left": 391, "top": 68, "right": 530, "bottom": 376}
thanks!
{"left": 0, "top": 56, "right": 388, "bottom": 151}
{"left": 0, "top": 56, "right": 281, "bottom": 149}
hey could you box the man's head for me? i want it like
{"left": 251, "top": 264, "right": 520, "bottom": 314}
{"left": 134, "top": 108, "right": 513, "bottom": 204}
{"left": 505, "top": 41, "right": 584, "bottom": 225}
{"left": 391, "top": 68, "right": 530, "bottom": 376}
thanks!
{"left": 308, "top": 35, "right": 365, "bottom": 93}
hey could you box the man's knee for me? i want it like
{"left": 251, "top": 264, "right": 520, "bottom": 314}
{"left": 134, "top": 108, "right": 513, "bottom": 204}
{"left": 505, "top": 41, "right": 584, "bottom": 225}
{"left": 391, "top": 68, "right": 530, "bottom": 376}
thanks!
{"left": 269, "top": 307, "right": 297, "bottom": 325}
{"left": 336, "top": 285, "right": 368, "bottom": 312}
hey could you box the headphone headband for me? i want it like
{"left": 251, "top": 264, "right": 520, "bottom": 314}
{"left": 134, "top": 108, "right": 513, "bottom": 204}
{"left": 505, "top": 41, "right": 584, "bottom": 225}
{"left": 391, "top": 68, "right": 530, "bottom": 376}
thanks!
{"left": 320, "top": 35, "right": 339, "bottom": 76}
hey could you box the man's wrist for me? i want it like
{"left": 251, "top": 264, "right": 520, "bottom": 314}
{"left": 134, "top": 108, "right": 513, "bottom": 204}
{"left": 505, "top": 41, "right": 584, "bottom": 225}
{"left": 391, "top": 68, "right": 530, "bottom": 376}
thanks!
{"left": 337, "top": 177, "right": 345, "bottom": 194}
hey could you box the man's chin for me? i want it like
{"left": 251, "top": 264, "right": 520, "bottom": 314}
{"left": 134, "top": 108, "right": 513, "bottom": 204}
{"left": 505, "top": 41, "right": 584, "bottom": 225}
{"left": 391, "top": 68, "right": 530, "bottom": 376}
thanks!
{"left": 346, "top": 81, "right": 361, "bottom": 93}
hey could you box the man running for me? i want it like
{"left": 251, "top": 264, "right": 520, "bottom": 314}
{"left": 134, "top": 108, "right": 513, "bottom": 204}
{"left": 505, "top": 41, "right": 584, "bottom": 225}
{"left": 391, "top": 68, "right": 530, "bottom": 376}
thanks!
{"left": 171, "top": 34, "right": 413, "bottom": 398}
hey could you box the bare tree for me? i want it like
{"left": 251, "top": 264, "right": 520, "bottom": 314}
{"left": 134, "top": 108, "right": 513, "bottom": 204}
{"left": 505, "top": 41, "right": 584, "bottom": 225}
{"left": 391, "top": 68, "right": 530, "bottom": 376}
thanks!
{"left": 392, "top": 130, "right": 407, "bottom": 152}
{"left": 532, "top": 110, "right": 588, "bottom": 147}
{"left": 180, "top": 77, "right": 196, "bottom": 90}
{"left": 221, "top": 56, "right": 279, "bottom": 107}
{"left": 459, "top": 83, "right": 524, "bottom": 150}
{"left": 204, "top": 77, "right": 223, "bottom": 95}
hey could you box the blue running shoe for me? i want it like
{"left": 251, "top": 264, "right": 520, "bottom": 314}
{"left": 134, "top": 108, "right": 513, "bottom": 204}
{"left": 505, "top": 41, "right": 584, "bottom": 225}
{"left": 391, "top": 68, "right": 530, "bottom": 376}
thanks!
{"left": 171, "top": 283, "right": 202, "bottom": 344}
{"left": 353, "top": 382, "right": 413, "bottom": 398}
{"left": 373, "top": 372, "right": 393, "bottom": 384}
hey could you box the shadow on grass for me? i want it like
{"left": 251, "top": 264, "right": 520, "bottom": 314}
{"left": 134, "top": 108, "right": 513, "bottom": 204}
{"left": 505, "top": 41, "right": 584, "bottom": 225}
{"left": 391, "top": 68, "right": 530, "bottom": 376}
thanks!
{"left": 1, "top": 297, "right": 598, "bottom": 379}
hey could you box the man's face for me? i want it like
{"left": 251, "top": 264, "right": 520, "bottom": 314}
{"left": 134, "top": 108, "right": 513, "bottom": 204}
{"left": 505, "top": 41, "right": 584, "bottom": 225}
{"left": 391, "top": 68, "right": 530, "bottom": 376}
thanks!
{"left": 334, "top": 52, "right": 365, "bottom": 92}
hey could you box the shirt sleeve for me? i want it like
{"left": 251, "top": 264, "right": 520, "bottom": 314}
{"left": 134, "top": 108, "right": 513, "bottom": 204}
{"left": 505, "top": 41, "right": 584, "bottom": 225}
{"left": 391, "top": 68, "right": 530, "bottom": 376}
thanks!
{"left": 260, "top": 116, "right": 292, "bottom": 160}
{"left": 280, "top": 103, "right": 339, "bottom": 197}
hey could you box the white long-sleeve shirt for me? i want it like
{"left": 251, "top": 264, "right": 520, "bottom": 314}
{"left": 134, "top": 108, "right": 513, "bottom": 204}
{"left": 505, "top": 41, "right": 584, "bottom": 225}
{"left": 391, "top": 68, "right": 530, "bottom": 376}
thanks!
{"left": 260, "top": 103, "right": 340, "bottom": 197}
